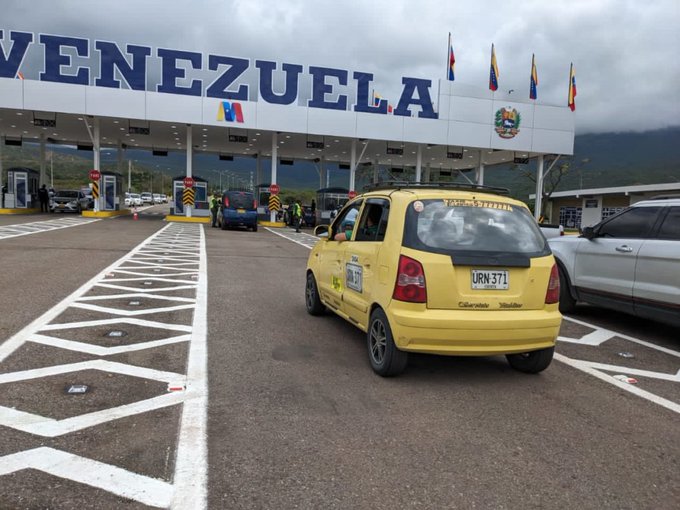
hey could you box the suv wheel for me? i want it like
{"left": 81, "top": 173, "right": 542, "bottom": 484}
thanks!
{"left": 220, "top": 217, "right": 228, "bottom": 230}
{"left": 367, "top": 308, "right": 408, "bottom": 377}
{"left": 557, "top": 266, "right": 577, "bottom": 313}
{"left": 305, "top": 272, "right": 325, "bottom": 315}
{"left": 506, "top": 347, "right": 554, "bottom": 374}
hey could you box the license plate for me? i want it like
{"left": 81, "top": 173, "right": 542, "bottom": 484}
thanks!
{"left": 471, "top": 269, "right": 509, "bottom": 290}
{"left": 58, "top": 203, "right": 65, "bottom": 208}
{"left": 345, "top": 263, "right": 363, "bottom": 293}
{"left": 237, "top": 208, "right": 245, "bottom": 213}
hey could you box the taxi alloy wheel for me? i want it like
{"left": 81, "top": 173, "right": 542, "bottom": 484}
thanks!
{"left": 305, "top": 272, "right": 325, "bottom": 315}
{"left": 506, "top": 347, "right": 554, "bottom": 374}
{"left": 367, "top": 308, "right": 408, "bottom": 377}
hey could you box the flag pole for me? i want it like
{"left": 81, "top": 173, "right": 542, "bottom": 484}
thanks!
{"left": 447, "top": 32, "right": 451, "bottom": 80}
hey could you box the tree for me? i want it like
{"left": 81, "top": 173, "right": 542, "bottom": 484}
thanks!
{"left": 512, "top": 157, "right": 589, "bottom": 219}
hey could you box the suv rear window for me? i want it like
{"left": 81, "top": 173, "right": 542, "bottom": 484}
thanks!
{"left": 403, "top": 198, "right": 549, "bottom": 266}
{"left": 224, "top": 191, "right": 254, "bottom": 209}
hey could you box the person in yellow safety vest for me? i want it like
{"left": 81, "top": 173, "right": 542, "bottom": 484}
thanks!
{"left": 292, "top": 200, "right": 302, "bottom": 233}
{"left": 210, "top": 191, "right": 221, "bottom": 228}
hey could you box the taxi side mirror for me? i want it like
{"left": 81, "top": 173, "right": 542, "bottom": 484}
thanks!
{"left": 314, "top": 225, "right": 329, "bottom": 237}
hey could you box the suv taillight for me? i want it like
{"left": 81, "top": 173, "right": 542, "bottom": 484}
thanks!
{"left": 393, "top": 255, "right": 427, "bottom": 303}
{"left": 253, "top": 199, "right": 257, "bottom": 209}
{"left": 223, "top": 196, "right": 230, "bottom": 208}
{"left": 545, "top": 264, "right": 560, "bottom": 304}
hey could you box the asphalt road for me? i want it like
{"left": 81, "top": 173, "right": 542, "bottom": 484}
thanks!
{"left": 0, "top": 207, "right": 678, "bottom": 509}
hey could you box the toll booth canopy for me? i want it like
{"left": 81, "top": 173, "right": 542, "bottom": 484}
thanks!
{"left": 316, "top": 187, "right": 349, "bottom": 224}
{"left": 172, "top": 175, "right": 209, "bottom": 216}
{"left": 3, "top": 167, "right": 39, "bottom": 209}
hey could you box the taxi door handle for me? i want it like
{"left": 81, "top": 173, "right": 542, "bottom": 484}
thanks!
{"left": 615, "top": 245, "right": 633, "bottom": 253}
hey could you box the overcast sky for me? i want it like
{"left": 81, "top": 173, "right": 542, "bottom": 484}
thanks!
{"left": 4, "top": 0, "right": 680, "bottom": 135}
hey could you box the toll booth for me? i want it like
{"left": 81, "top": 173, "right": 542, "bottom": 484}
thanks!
{"left": 3, "top": 167, "right": 39, "bottom": 209}
{"left": 172, "top": 175, "right": 209, "bottom": 216}
{"left": 316, "top": 187, "right": 349, "bottom": 225}
{"left": 256, "top": 183, "right": 272, "bottom": 221}
{"left": 100, "top": 171, "right": 123, "bottom": 211}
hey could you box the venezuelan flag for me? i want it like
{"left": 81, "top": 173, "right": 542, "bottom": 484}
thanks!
{"left": 489, "top": 44, "right": 499, "bottom": 91}
{"left": 530, "top": 54, "right": 538, "bottom": 100}
{"left": 568, "top": 63, "right": 577, "bottom": 111}
{"left": 447, "top": 33, "right": 455, "bottom": 81}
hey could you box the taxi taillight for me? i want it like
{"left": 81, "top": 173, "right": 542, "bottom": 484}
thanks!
{"left": 393, "top": 255, "right": 427, "bottom": 303}
{"left": 253, "top": 199, "right": 257, "bottom": 209}
{"left": 223, "top": 196, "right": 230, "bottom": 208}
{"left": 545, "top": 264, "right": 560, "bottom": 304}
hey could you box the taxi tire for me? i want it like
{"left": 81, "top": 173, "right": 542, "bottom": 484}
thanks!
{"left": 367, "top": 308, "right": 408, "bottom": 377}
{"left": 252, "top": 224, "right": 258, "bottom": 232}
{"left": 506, "top": 347, "right": 554, "bottom": 374}
{"left": 557, "top": 266, "right": 577, "bottom": 313}
{"left": 305, "top": 272, "right": 325, "bottom": 316}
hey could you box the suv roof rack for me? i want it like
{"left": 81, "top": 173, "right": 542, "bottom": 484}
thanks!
{"left": 362, "top": 181, "right": 510, "bottom": 195}
{"left": 648, "top": 193, "right": 680, "bottom": 200}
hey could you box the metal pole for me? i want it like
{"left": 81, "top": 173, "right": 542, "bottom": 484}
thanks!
{"left": 535, "top": 154, "right": 544, "bottom": 221}
{"left": 40, "top": 133, "right": 46, "bottom": 187}
{"left": 424, "top": 162, "right": 431, "bottom": 183}
{"left": 128, "top": 160, "right": 132, "bottom": 192}
{"left": 270, "top": 132, "right": 278, "bottom": 223}
{"left": 0, "top": 136, "right": 4, "bottom": 207}
{"left": 50, "top": 151, "right": 53, "bottom": 188}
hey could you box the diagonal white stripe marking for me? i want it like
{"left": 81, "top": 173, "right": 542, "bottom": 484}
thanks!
{"left": 0, "top": 447, "right": 173, "bottom": 508}
{"left": 29, "top": 333, "right": 192, "bottom": 356}
{"left": 40, "top": 317, "right": 192, "bottom": 332}
{"left": 70, "top": 302, "right": 195, "bottom": 317}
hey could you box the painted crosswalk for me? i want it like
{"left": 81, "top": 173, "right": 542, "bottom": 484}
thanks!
{"left": 0, "top": 217, "right": 100, "bottom": 240}
{"left": 0, "top": 222, "right": 207, "bottom": 509}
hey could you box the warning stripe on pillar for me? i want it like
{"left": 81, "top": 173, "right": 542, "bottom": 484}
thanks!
{"left": 91, "top": 181, "right": 99, "bottom": 200}
{"left": 268, "top": 194, "right": 281, "bottom": 211}
{"left": 182, "top": 187, "right": 195, "bottom": 206}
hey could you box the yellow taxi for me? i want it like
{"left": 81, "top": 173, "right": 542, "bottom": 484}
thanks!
{"left": 305, "top": 182, "right": 562, "bottom": 376}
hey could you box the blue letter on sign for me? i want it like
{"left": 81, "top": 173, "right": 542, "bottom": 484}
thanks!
{"left": 308, "top": 66, "right": 348, "bottom": 111}
{"left": 39, "top": 34, "right": 89, "bottom": 85}
{"left": 206, "top": 55, "right": 249, "bottom": 100}
{"left": 0, "top": 31, "right": 33, "bottom": 78}
{"left": 157, "top": 48, "right": 202, "bottom": 96}
{"left": 353, "top": 71, "right": 387, "bottom": 114}
{"left": 394, "top": 77, "right": 438, "bottom": 119}
{"left": 95, "top": 42, "right": 151, "bottom": 90}
{"left": 256, "top": 60, "right": 302, "bottom": 105}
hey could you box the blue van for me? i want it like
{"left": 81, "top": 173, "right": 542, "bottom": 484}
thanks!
{"left": 218, "top": 191, "right": 258, "bottom": 231}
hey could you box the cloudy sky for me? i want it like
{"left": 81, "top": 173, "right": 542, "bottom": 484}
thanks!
{"left": 4, "top": 0, "right": 680, "bottom": 134}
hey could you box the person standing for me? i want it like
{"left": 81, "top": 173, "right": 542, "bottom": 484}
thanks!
{"left": 38, "top": 184, "right": 50, "bottom": 213}
{"left": 210, "top": 191, "right": 220, "bottom": 228}
{"left": 292, "top": 200, "right": 302, "bottom": 233}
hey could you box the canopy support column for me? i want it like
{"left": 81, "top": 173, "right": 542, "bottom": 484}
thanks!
{"left": 270, "top": 132, "right": 278, "bottom": 222}
{"left": 40, "top": 133, "right": 46, "bottom": 187}
{"left": 415, "top": 144, "right": 423, "bottom": 182}
{"left": 93, "top": 118, "right": 100, "bottom": 212}
{"left": 349, "top": 139, "right": 357, "bottom": 192}
{"left": 186, "top": 125, "right": 192, "bottom": 218}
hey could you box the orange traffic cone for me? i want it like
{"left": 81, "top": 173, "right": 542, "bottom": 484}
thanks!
{"left": 133, "top": 208, "right": 138, "bottom": 220}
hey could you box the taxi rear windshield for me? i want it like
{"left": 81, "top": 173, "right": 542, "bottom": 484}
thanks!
{"left": 403, "top": 198, "right": 549, "bottom": 264}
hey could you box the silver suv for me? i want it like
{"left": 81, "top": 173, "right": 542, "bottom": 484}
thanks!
{"left": 549, "top": 197, "right": 680, "bottom": 327}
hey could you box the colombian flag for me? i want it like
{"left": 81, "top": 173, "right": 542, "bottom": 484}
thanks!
{"left": 447, "top": 33, "right": 455, "bottom": 81}
{"left": 489, "top": 44, "right": 499, "bottom": 91}
{"left": 568, "top": 63, "right": 577, "bottom": 111}
{"left": 529, "top": 54, "right": 538, "bottom": 100}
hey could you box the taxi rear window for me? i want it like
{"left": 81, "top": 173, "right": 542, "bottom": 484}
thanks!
{"left": 402, "top": 198, "right": 549, "bottom": 264}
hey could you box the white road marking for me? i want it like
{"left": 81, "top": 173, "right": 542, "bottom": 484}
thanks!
{"left": 556, "top": 315, "right": 680, "bottom": 414}
{"left": 0, "top": 217, "right": 100, "bottom": 240}
{"left": 0, "top": 448, "right": 172, "bottom": 508}
{"left": 264, "top": 226, "right": 319, "bottom": 249}
{"left": 0, "top": 222, "right": 207, "bottom": 508}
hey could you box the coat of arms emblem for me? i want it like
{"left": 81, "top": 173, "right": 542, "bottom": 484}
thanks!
{"left": 494, "top": 107, "right": 521, "bottom": 139}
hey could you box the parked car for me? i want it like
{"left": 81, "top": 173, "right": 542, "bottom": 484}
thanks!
{"left": 153, "top": 193, "right": 163, "bottom": 204}
{"left": 539, "top": 223, "right": 564, "bottom": 238}
{"left": 217, "top": 190, "right": 258, "bottom": 231}
{"left": 161, "top": 194, "right": 168, "bottom": 203}
{"left": 140, "top": 192, "right": 153, "bottom": 204}
{"left": 50, "top": 189, "right": 92, "bottom": 213}
{"left": 305, "top": 182, "right": 562, "bottom": 376}
{"left": 549, "top": 197, "right": 680, "bottom": 327}
{"left": 125, "top": 193, "right": 142, "bottom": 207}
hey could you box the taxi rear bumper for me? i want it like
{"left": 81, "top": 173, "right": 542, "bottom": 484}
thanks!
{"left": 388, "top": 305, "right": 561, "bottom": 356}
